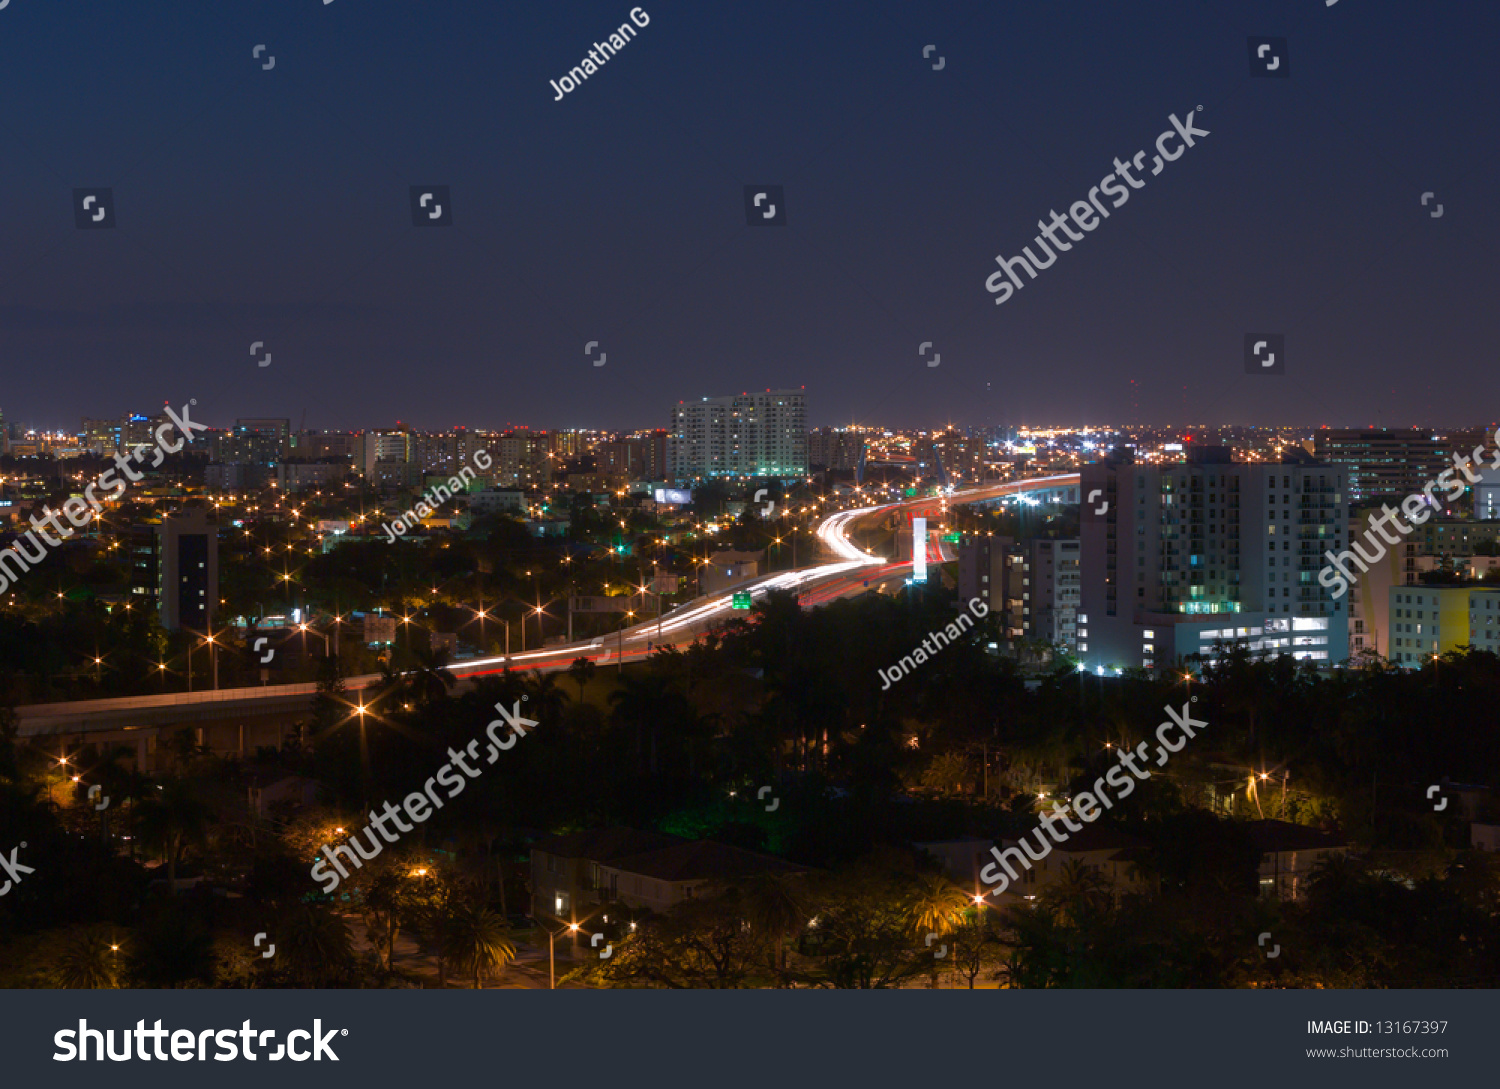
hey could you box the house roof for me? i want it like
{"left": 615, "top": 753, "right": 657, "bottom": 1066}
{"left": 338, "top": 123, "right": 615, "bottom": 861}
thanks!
{"left": 606, "top": 840, "right": 804, "bottom": 884}
{"left": 1243, "top": 819, "right": 1347, "bottom": 853}
{"left": 534, "top": 827, "right": 685, "bottom": 864}
{"left": 1048, "top": 824, "right": 1148, "bottom": 855}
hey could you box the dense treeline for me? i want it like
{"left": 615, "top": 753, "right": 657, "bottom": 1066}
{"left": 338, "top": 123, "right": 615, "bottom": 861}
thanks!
{"left": 4, "top": 586, "right": 1500, "bottom": 986}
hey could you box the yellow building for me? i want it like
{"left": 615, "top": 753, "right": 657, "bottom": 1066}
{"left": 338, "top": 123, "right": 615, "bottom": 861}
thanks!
{"left": 1387, "top": 583, "right": 1500, "bottom": 667}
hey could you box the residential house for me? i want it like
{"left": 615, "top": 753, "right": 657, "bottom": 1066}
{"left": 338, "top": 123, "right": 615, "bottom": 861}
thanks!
{"left": 1244, "top": 819, "right": 1347, "bottom": 901}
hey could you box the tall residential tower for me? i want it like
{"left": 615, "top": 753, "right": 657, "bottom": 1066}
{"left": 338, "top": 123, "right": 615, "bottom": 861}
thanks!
{"left": 1079, "top": 446, "right": 1348, "bottom": 671}
{"left": 668, "top": 391, "right": 807, "bottom": 481}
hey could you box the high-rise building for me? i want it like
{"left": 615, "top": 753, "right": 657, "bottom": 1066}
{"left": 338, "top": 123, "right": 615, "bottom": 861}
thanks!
{"left": 957, "top": 535, "right": 1026, "bottom": 640}
{"left": 1311, "top": 430, "right": 1448, "bottom": 503}
{"left": 413, "top": 430, "right": 462, "bottom": 475}
{"left": 1475, "top": 466, "right": 1500, "bottom": 521}
{"left": 148, "top": 509, "right": 219, "bottom": 632}
{"left": 1080, "top": 446, "right": 1349, "bottom": 671}
{"left": 215, "top": 418, "right": 290, "bottom": 466}
{"left": 360, "top": 427, "right": 412, "bottom": 478}
{"left": 497, "top": 430, "right": 552, "bottom": 487}
{"left": 669, "top": 391, "right": 807, "bottom": 481}
{"left": 915, "top": 428, "right": 986, "bottom": 486}
{"left": 633, "top": 429, "right": 669, "bottom": 479}
{"left": 123, "top": 414, "right": 160, "bottom": 451}
{"left": 597, "top": 440, "right": 642, "bottom": 480}
{"left": 82, "top": 417, "right": 124, "bottom": 455}
{"left": 1028, "top": 538, "right": 1081, "bottom": 655}
{"left": 807, "top": 427, "right": 866, "bottom": 472}
{"left": 957, "top": 534, "right": 1080, "bottom": 652}
{"left": 296, "top": 430, "right": 358, "bottom": 463}
{"left": 549, "top": 430, "right": 587, "bottom": 459}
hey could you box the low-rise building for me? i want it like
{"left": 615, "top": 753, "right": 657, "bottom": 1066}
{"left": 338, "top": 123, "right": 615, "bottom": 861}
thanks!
{"left": 531, "top": 827, "right": 684, "bottom": 923}
{"left": 987, "top": 824, "right": 1152, "bottom": 904}
{"left": 530, "top": 828, "right": 804, "bottom": 942}
{"left": 700, "top": 549, "right": 763, "bottom": 595}
{"left": 468, "top": 488, "right": 527, "bottom": 515}
{"left": 599, "top": 840, "right": 803, "bottom": 916}
{"left": 1386, "top": 583, "right": 1500, "bottom": 666}
{"left": 1244, "top": 819, "right": 1347, "bottom": 901}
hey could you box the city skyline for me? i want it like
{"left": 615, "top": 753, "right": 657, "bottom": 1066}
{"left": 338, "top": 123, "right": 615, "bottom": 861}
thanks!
{"left": 7, "top": 401, "right": 1500, "bottom": 441}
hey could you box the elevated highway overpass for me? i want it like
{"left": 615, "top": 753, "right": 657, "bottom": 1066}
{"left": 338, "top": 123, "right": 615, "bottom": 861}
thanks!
{"left": 16, "top": 473, "right": 1079, "bottom": 766}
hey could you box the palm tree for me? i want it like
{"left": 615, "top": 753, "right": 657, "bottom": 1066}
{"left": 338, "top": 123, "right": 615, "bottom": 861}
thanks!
{"left": 1040, "top": 858, "right": 1111, "bottom": 926}
{"left": 134, "top": 778, "right": 210, "bottom": 893}
{"left": 277, "top": 903, "right": 358, "bottom": 986}
{"left": 408, "top": 643, "right": 457, "bottom": 708}
{"left": 741, "top": 872, "right": 803, "bottom": 982}
{"left": 38, "top": 924, "right": 129, "bottom": 988}
{"left": 441, "top": 905, "right": 516, "bottom": 988}
{"left": 525, "top": 669, "right": 570, "bottom": 724}
{"left": 608, "top": 672, "right": 685, "bottom": 776}
{"left": 908, "top": 873, "right": 972, "bottom": 937}
{"left": 567, "top": 656, "right": 597, "bottom": 701}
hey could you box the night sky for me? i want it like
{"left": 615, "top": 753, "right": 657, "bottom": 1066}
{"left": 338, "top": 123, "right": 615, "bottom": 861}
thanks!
{"left": 1, "top": 0, "right": 1495, "bottom": 434}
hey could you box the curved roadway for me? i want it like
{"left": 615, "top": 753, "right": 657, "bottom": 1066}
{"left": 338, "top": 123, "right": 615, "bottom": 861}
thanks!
{"left": 16, "top": 474, "right": 1078, "bottom": 735}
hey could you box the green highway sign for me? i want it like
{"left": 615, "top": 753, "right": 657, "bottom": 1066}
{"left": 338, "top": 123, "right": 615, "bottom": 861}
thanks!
{"left": 732, "top": 591, "right": 752, "bottom": 610}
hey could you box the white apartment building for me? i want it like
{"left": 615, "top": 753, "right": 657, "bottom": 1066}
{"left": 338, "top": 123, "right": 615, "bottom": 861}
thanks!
{"left": 1079, "top": 446, "right": 1349, "bottom": 671}
{"left": 668, "top": 391, "right": 807, "bottom": 481}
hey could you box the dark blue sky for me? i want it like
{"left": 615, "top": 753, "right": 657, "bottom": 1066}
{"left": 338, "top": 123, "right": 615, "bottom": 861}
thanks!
{"left": 1, "top": 0, "right": 1495, "bottom": 434}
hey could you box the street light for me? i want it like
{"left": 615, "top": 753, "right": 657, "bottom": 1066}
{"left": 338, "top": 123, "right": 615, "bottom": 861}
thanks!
{"left": 543, "top": 919, "right": 582, "bottom": 990}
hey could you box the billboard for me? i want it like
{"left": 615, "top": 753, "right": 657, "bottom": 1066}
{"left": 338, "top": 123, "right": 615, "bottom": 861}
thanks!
{"left": 364, "top": 616, "right": 396, "bottom": 644}
{"left": 570, "top": 596, "right": 630, "bottom": 613}
{"left": 912, "top": 516, "right": 928, "bottom": 584}
{"left": 654, "top": 488, "right": 692, "bottom": 505}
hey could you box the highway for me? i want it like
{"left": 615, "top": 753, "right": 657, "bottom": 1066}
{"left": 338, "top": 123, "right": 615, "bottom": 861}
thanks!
{"left": 16, "top": 473, "right": 1078, "bottom": 738}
